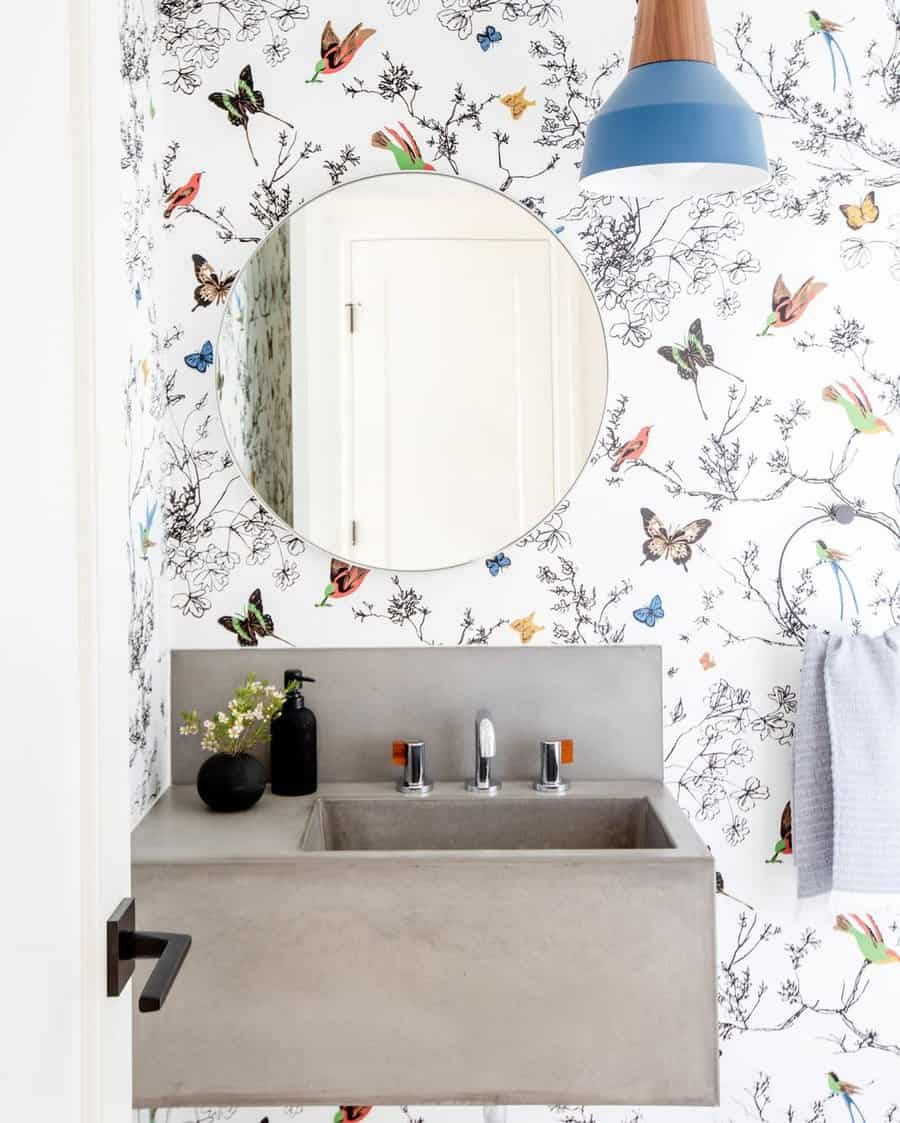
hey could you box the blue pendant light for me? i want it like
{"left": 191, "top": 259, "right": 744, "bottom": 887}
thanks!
{"left": 580, "top": 0, "right": 768, "bottom": 197}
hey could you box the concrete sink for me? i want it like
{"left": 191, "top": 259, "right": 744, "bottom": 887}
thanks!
{"left": 301, "top": 793, "right": 674, "bottom": 851}
{"left": 132, "top": 781, "right": 717, "bottom": 1108}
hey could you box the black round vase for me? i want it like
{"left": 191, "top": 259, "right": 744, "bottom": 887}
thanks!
{"left": 196, "top": 752, "right": 266, "bottom": 812}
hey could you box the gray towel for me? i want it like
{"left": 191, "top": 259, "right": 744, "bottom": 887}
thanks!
{"left": 793, "top": 625, "right": 900, "bottom": 897}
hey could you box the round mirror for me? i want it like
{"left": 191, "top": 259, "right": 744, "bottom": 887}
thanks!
{"left": 216, "top": 172, "right": 608, "bottom": 571}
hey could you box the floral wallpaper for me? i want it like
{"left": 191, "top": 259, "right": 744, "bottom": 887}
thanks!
{"left": 218, "top": 220, "right": 294, "bottom": 524}
{"left": 123, "top": 0, "right": 900, "bottom": 1119}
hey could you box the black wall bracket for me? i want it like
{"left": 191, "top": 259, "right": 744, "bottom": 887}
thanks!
{"left": 107, "top": 897, "right": 192, "bottom": 1013}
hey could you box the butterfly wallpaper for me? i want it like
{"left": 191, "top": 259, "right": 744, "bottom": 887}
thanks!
{"left": 121, "top": 0, "right": 900, "bottom": 1119}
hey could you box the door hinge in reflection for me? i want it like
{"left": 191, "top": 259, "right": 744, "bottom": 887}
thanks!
{"left": 346, "top": 303, "right": 359, "bottom": 333}
{"left": 351, "top": 519, "right": 358, "bottom": 546}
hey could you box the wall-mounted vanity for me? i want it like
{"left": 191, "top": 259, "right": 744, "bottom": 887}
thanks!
{"left": 132, "top": 648, "right": 717, "bottom": 1107}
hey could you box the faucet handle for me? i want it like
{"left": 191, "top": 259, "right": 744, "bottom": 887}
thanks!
{"left": 535, "top": 739, "right": 573, "bottom": 794}
{"left": 392, "top": 740, "right": 433, "bottom": 797}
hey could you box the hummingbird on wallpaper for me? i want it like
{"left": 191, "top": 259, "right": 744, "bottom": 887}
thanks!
{"left": 306, "top": 21, "right": 376, "bottom": 83}
{"left": 138, "top": 498, "right": 158, "bottom": 560}
{"left": 765, "top": 801, "right": 792, "bottom": 864}
{"left": 371, "top": 123, "right": 434, "bottom": 171}
{"left": 822, "top": 378, "right": 891, "bottom": 435}
{"left": 835, "top": 914, "right": 900, "bottom": 965}
{"left": 827, "top": 1072, "right": 868, "bottom": 1123}
{"left": 715, "top": 871, "right": 754, "bottom": 910}
{"left": 815, "top": 539, "right": 859, "bottom": 621}
{"left": 163, "top": 171, "right": 203, "bottom": 219}
{"left": 316, "top": 558, "right": 370, "bottom": 607}
{"left": 612, "top": 425, "right": 651, "bottom": 472}
{"left": 808, "top": 11, "right": 852, "bottom": 92}
{"left": 759, "top": 274, "right": 827, "bottom": 335}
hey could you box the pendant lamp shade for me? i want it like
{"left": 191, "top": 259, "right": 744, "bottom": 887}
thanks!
{"left": 580, "top": 0, "right": 768, "bottom": 197}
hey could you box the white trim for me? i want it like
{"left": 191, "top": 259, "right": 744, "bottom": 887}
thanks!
{"left": 1, "top": 0, "right": 131, "bottom": 1117}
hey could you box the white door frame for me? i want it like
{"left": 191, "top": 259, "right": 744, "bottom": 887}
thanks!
{"left": 2, "top": 0, "right": 132, "bottom": 1117}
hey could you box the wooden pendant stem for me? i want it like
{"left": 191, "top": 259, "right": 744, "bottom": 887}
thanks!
{"left": 629, "top": 0, "right": 716, "bottom": 69}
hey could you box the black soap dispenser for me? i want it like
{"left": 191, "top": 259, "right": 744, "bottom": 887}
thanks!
{"left": 270, "top": 670, "right": 317, "bottom": 796}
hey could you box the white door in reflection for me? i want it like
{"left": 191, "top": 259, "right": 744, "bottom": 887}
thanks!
{"left": 350, "top": 237, "right": 554, "bottom": 570}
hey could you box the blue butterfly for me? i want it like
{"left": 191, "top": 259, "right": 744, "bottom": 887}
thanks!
{"left": 185, "top": 340, "right": 214, "bottom": 373}
{"left": 477, "top": 24, "right": 503, "bottom": 51}
{"left": 485, "top": 552, "right": 511, "bottom": 577}
{"left": 633, "top": 594, "right": 664, "bottom": 628}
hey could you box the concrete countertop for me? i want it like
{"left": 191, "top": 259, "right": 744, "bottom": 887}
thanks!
{"left": 132, "top": 780, "right": 708, "bottom": 864}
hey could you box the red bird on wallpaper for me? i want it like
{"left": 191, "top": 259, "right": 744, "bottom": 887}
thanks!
{"left": 306, "top": 21, "right": 376, "bottom": 83}
{"left": 612, "top": 425, "right": 651, "bottom": 472}
{"left": 759, "top": 274, "right": 827, "bottom": 335}
{"left": 164, "top": 171, "right": 202, "bottom": 219}
{"left": 317, "top": 558, "right": 370, "bottom": 607}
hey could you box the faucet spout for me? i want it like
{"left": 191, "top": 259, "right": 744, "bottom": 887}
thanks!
{"left": 466, "top": 709, "right": 501, "bottom": 794}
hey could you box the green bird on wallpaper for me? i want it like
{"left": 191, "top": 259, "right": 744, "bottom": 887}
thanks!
{"left": 334, "top": 1108, "right": 373, "bottom": 1123}
{"left": 808, "top": 10, "right": 852, "bottom": 92}
{"left": 834, "top": 913, "right": 900, "bottom": 964}
{"left": 815, "top": 539, "right": 859, "bottom": 621}
{"left": 823, "top": 378, "right": 891, "bottom": 435}
{"left": 371, "top": 122, "right": 435, "bottom": 171}
{"left": 765, "top": 801, "right": 792, "bottom": 864}
{"left": 138, "top": 497, "right": 157, "bottom": 560}
{"left": 827, "top": 1072, "right": 868, "bottom": 1123}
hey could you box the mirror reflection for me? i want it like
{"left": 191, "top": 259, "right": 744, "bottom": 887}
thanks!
{"left": 217, "top": 173, "right": 608, "bottom": 571}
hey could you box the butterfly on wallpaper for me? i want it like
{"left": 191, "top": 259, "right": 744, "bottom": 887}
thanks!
{"left": 477, "top": 24, "right": 502, "bottom": 50}
{"left": 699, "top": 651, "right": 716, "bottom": 671}
{"left": 510, "top": 611, "right": 544, "bottom": 644}
{"left": 184, "top": 340, "right": 214, "bottom": 372}
{"left": 839, "top": 190, "right": 879, "bottom": 230}
{"left": 640, "top": 508, "right": 711, "bottom": 572}
{"left": 208, "top": 64, "right": 293, "bottom": 166}
{"left": 500, "top": 86, "right": 536, "bottom": 120}
{"left": 657, "top": 318, "right": 740, "bottom": 421}
{"left": 192, "top": 255, "right": 236, "bottom": 311}
{"left": 218, "top": 588, "right": 293, "bottom": 647}
{"left": 335, "top": 1109, "right": 373, "bottom": 1123}
{"left": 485, "top": 552, "right": 511, "bottom": 576}
{"left": 633, "top": 594, "right": 664, "bottom": 628}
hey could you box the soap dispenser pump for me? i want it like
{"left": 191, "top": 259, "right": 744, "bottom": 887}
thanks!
{"left": 270, "top": 669, "right": 317, "bottom": 796}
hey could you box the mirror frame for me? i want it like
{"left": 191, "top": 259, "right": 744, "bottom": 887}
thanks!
{"left": 214, "top": 170, "right": 609, "bottom": 573}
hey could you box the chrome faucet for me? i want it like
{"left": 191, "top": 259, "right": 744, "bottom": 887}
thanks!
{"left": 465, "top": 709, "right": 501, "bottom": 794}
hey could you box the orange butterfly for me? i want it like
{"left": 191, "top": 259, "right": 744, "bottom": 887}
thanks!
{"left": 840, "top": 190, "right": 879, "bottom": 230}
{"left": 500, "top": 86, "right": 536, "bottom": 120}
{"left": 699, "top": 652, "right": 716, "bottom": 671}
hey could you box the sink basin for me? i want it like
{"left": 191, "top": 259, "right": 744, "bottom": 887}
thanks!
{"left": 301, "top": 795, "right": 674, "bottom": 851}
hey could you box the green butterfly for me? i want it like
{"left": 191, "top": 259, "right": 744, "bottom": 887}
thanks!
{"left": 208, "top": 65, "right": 292, "bottom": 166}
{"left": 218, "top": 588, "right": 294, "bottom": 648}
{"left": 657, "top": 318, "right": 741, "bottom": 420}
